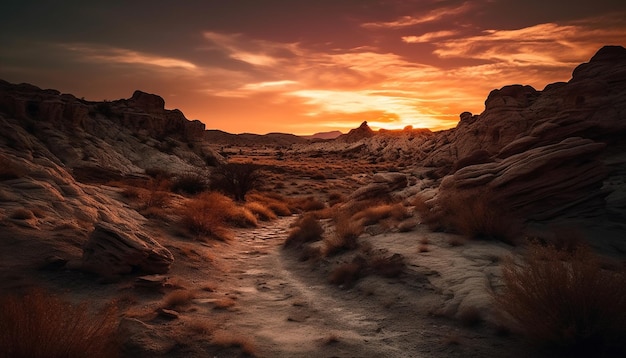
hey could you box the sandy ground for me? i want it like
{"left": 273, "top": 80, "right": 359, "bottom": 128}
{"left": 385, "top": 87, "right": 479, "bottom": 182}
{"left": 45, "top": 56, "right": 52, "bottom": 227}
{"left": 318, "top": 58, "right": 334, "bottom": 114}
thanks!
{"left": 113, "top": 214, "right": 538, "bottom": 357}
{"left": 0, "top": 151, "right": 570, "bottom": 357}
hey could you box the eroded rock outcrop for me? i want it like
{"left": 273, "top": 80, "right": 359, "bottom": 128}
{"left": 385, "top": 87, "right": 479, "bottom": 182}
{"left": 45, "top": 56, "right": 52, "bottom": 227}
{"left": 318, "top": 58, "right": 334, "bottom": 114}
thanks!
{"left": 81, "top": 222, "right": 174, "bottom": 277}
{"left": 0, "top": 81, "right": 222, "bottom": 175}
{"left": 437, "top": 137, "right": 608, "bottom": 220}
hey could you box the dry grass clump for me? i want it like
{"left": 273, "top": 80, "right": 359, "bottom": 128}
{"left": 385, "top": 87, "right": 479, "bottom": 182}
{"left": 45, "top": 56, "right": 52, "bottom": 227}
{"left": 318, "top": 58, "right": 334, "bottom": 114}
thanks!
{"left": 160, "top": 289, "right": 196, "bottom": 309}
{"left": 211, "top": 330, "right": 257, "bottom": 356}
{"left": 170, "top": 171, "right": 208, "bottom": 195}
{"left": 328, "top": 257, "right": 366, "bottom": 287}
{"left": 323, "top": 213, "right": 362, "bottom": 256}
{"left": 226, "top": 206, "right": 258, "bottom": 228}
{"left": 416, "top": 190, "right": 520, "bottom": 245}
{"left": 212, "top": 297, "right": 237, "bottom": 310}
{"left": 244, "top": 201, "right": 277, "bottom": 221}
{"left": 292, "top": 195, "right": 326, "bottom": 212}
{"left": 246, "top": 192, "right": 292, "bottom": 216}
{"left": 495, "top": 243, "right": 626, "bottom": 357}
{"left": 352, "top": 203, "right": 409, "bottom": 226}
{"left": 328, "top": 253, "right": 405, "bottom": 287}
{"left": 284, "top": 214, "right": 324, "bottom": 248}
{"left": 0, "top": 288, "right": 119, "bottom": 358}
{"left": 328, "top": 192, "right": 346, "bottom": 207}
{"left": 368, "top": 253, "right": 405, "bottom": 278}
{"left": 179, "top": 191, "right": 235, "bottom": 241}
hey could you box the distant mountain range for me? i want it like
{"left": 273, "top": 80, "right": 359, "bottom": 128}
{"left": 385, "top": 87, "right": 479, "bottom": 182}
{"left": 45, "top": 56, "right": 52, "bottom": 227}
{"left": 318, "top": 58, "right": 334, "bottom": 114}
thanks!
{"left": 204, "top": 129, "right": 343, "bottom": 146}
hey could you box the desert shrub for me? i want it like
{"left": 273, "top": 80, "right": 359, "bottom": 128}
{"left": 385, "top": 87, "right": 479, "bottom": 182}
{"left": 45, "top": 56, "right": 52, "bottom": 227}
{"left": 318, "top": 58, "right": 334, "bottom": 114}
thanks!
{"left": 211, "top": 330, "right": 257, "bottom": 356}
{"left": 328, "top": 192, "right": 346, "bottom": 207}
{"left": 246, "top": 192, "right": 292, "bottom": 216}
{"left": 328, "top": 257, "right": 366, "bottom": 287}
{"left": 210, "top": 162, "right": 263, "bottom": 201}
{"left": 423, "top": 190, "right": 520, "bottom": 245}
{"left": 144, "top": 190, "right": 170, "bottom": 209}
{"left": 369, "top": 253, "right": 405, "bottom": 278}
{"left": 292, "top": 196, "right": 326, "bottom": 212}
{"left": 171, "top": 171, "right": 208, "bottom": 195}
{"left": 495, "top": 243, "right": 626, "bottom": 356}
{"left": 352, "top": 203, "right": 408, "bottom": 226}
{"left": 179, "top": 192, "right": 235, "bottom": 241}
{"left": 330, "top": 213, "right": 363, "bottom": 253}
{"left": 0, "top": 156, "right": 26, "bottom": 180}
{"left": 244, "top": 201, "right": 277, "bottom": 221}
{"left": 0, "top": 288, "right": 119, "bottom": 358}
{"left": 160, "top": 289, "right": 195, "bottom": 309}
{"left": 226, "top": 206, "right": 258, "bottom": 228}
{"left": 284, "top": 214, "right": 324, "bottom": 248}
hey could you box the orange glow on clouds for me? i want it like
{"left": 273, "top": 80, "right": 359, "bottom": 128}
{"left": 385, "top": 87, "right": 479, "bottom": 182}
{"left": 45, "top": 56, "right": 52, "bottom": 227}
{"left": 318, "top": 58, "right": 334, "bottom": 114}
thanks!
{"left": 2, "top": 3, "right": 625, "bottom": 135}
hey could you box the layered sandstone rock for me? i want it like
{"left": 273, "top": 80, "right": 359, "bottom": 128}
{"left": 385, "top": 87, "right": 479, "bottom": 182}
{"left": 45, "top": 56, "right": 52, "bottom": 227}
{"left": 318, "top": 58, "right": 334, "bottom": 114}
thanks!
{"left": 81, "top": 222, "right": 174, "bottom": 277}
{"left": 0, "top": 81, "right": 221, "bottom": 175}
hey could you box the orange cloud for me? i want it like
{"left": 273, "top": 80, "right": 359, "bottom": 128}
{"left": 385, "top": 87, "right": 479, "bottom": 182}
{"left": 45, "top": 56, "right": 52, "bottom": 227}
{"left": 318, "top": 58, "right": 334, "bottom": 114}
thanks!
{"left": 432, "top": 20, "right": 626, "bottom": 67}
{"left": 362, "top": 2, "right": 474, "bottom": 29}
{"left": 402, "top": 30, "right": 460, "bottom": 43}
{"left": 62, "top": 44, "right": 198, "bottom": 70}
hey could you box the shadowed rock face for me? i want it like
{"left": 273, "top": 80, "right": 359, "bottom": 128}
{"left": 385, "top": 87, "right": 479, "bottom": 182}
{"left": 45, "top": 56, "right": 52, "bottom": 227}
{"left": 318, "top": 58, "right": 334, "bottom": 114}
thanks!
{"left": 431, "top": 45, "right": 626, "bottom": 221}
{"left": 81, "top": 222, "right": 174, "bottom": 277}
{"left": 0, "top": 81, "right": 222, "bottom": 174}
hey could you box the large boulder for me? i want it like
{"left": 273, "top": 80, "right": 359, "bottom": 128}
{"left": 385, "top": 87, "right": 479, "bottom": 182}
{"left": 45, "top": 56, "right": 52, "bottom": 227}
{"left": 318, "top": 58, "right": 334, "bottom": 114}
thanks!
{"left": 81, "top": 222, "right": 174, "bottom": 277}
{"left": 437, "top": 137, "right": 608, "bottom": 221}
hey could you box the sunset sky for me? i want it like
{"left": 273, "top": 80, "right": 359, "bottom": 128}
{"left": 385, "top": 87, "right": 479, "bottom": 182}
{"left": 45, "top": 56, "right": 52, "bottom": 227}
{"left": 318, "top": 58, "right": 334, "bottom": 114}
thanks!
{"left": 2, "top": 1, "right": 625, "bottom": 135}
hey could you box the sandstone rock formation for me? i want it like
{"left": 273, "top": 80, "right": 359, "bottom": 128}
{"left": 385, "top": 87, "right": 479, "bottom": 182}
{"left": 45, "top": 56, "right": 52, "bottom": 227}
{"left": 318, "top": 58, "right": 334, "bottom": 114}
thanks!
{"left": 0, "top": 81, "right": 222, "bottom": 175}
{"left": 81, "top": 222, "right": 174, "bottom": 277}
{"left": 429, "top": 45, "right": 626, "bottom": 223}
{"left": 0, "top": 82, "right": 229, "bottom": 278}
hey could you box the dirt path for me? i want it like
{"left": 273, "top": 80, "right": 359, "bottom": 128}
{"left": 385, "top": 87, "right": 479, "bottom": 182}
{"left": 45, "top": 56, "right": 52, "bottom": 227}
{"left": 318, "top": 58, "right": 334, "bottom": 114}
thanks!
{"left": 201, "top": 216, "right": 532, "bottom": 358}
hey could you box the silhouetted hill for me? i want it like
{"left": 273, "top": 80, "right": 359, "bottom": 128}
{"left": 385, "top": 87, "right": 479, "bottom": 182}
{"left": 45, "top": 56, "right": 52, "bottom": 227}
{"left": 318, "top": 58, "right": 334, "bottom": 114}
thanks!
{"left": 205, "top": 129, "right": 308, "bottom": 146}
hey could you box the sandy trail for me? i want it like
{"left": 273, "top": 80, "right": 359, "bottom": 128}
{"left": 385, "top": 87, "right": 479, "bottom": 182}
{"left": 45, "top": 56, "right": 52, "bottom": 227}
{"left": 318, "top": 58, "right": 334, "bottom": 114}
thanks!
{"left": 199, "top": 216, "right": 531, "bottom": 358}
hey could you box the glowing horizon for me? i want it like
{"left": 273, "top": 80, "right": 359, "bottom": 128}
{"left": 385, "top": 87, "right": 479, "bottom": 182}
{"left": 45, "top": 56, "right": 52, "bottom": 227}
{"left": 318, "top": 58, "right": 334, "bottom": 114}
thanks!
{"left": 1, "top": 1, "right": 625, "bottom": 136}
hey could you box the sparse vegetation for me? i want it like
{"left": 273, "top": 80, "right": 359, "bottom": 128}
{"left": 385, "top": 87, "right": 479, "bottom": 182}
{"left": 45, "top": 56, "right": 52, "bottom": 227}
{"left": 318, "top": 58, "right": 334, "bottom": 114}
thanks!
{"left": 160, "top": 289, "right": 195, "bottom": 309}
{"left": 171, "top": 170, "right": 208, "bottom": 195}
{"left": 211, "top": 330, "right": 257, "bottom": 356}
{"left": 352, "top": 202, "right": 409, "bottom": 226}
{"left": 246, "top": 192, "right": 292, "bottom": 216}
{"left": 211, "top": 162, "right": 263, "bottom": 201}
{"left": 180, "top": 191, "right": 236, "bottom": 241}
{"left": 324, "top": 213, "right": 362, "bottom": 256}
{"left": 0, "top": 288, "right": 119, "bottom": 358}
{"left": 415, "top": 190, "right": 520, "bottom": 245}
{"left": 284, "top": 214, "right": 324, "bottom": 248}
{"left": 328, "top": 257, "right": 366, "bottom": 287}
{"left": 244, "top": 201, "right": 277, "bottom": 221}
{"left": 495, "top": 243, "right": 626, "bottom": 356}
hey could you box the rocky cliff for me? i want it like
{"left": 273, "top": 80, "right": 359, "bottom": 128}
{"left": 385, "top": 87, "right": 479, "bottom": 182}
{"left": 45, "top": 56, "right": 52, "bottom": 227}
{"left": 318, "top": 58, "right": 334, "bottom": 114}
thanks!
{"left": 0, "top": 82, "right": 223, "bottom": 277}
{"left": 431, "top": 45, "right": 626, "bottom": 223}
{"left": 0, "top": 81, "right": 221, "bottom": 175}
{"left": 298, "top": 45, "right": 626, "bottom": 224}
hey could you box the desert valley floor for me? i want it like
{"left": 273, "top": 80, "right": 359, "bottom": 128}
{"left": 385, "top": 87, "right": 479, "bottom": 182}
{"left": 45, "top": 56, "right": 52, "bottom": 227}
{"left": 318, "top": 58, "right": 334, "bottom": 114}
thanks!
{"left": 1, "top": 46, "right": 626, "bottom": 357}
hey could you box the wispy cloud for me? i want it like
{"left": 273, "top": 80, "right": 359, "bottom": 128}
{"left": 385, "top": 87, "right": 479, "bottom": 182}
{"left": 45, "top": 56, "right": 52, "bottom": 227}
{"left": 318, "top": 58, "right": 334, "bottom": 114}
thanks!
{"left": 402, "top": 30, "right": 460, "bottom": 43}
{"left": 362, "top": 2, "right": 474, "bottom": 29}
{"left": 203, "top": 31, "right": 300, "bottom": 67}
{"left": 62, "top": 44, "right": 198, "bottom": 70}
{"left": 431, "top": 20, "right": 626, "bottom": 67}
